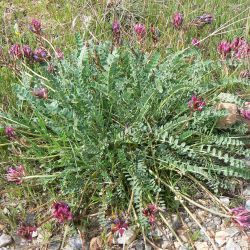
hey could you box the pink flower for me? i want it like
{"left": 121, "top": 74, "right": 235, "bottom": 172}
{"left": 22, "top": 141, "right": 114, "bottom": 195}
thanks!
{"left": 30, "top": 19, "right": 42, "bottom": 34}
{"left": 52, "top": 201, "right": 73, "bottom": 223}
{"left": 17, "top": 224, "right": 37, "bottom": 241}
{"left": 172, "top": 12, "right": 183, "bottom": 29}
{"left": 230, "top": 207, "right": 250, "bottom": 228}
{"left": 112, "top": 20, "right": 120, "bottom": 34}
{"left": 240, "top": 109, "right": 250, "bottom": 120}
{"left": 9, "top": 44, "right": 22, "bottom": 58}
{"left": 5, "top": 126, "right": 16, "bottom": 139}
{"left": 191, "top": 38, "right": 200, "bottom": 47}
{"left": 111, "top": 216, "right": 128, "bottom": 236}
{"left": 6, "top": 165, "right": 25, "bottom": 184}
{"left": 143, "top": 204, "right": 158, "bottom": 225}
{"left": 188, "top": 95, "right": 206, "bottom": 111}
{"left": 217, "top": 41, "right": 231, "bottom": 58}
{"left": 33, "top": 87, "right": 48, "bottom": 99}
{"left": 134, "top": 23, "right": 146, "bottom": 39}
{"left": 231, "top": 37, "right": 250, "bottom": 59}
{"left": 22, "top": 45, "right": 33, "bottom": 59}
{"left": 55, "top": 48, "right": 64, "bottom": 60}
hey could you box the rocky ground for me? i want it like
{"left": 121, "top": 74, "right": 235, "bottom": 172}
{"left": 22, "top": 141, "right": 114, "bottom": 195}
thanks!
{"left": 0, "top": 184, "right": 249, "bottom": 250}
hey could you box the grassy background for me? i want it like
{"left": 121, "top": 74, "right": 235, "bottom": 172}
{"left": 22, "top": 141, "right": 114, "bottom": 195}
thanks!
{"left": 0, "top": 0, "right": 249, "bottom": 105}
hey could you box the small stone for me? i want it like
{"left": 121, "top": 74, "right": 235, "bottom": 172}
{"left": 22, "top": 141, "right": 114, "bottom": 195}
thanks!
{"left": 245, "top": 200, "right": 250, "bottom": 211}
{"left": 0, "top": 234, "right": 13, "bottom": 247}
{"left": 117, "top": 227, "right": 137, "bottom": 245}
{"left": 213, "top": 216, "right": 222, "bottom": 226}
{"left": 225, "top": 238, "right": 241, "bottom": 250}
{"left": 48, "top": 240, "right": 61, "bottom": 250}
{"left": 67, "top": 236, "right": 82, "bottom": 250}
{"left": 161, "top": 239, "right": 171, "bottom": 249}
{"left": 194, "top": 241, "right": 209, "bottom": 250}
{"left": 89, "top": 237, "right": 102, "bottom": 250}
{"left": 225, "top": 227, "right": 240, "bottom": 237}
{"left": 215, "top": 230, "right": 229, "bottom": 247}
{"left": 171, "top": 214, "right": 181, "bottom": 230}
{"left": 219, "top": 196, "right": 230, "bottom": 206}
{"left": 243, "top": 185, "right": 250, "bottom": 196}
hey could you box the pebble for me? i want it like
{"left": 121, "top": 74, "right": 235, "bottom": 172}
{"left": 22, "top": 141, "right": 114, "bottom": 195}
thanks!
{"left": 0, "top": 234, "right": 13, "bottom": 248}
{"left": 245, "top": 200, "right": 250, "bottom": 210}
{"left": 219, "top": 196, "right": 230, "bottom": 206}
{"left": 243, "top": 184, "right": 250, "bottom": 196}
{"left": 194, "top": 241, "right": 209, "bottom": 250}
{"left": 171, "top": 214, "right": 181, "bottom": 230}
{"left": 215, "top": 230, "right": 228, "bottom": 247}
{"left": 225, "top": 238, "right": 241, "bottom": 250}
{"left": 225, "top": 227, "right": 240, "bottom": 237}
{"left": 117, "top": 227, "right": 136, "bottom": 245}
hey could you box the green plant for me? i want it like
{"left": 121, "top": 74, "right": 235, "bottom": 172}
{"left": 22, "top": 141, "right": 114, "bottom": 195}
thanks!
{"left": 1, "top": 38, "right": 249, "bottom": 241}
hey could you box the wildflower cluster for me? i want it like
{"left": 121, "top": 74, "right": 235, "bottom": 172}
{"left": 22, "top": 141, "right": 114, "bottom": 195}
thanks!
{"left": 217, "top": 37, "right": 249, "bottom": 59}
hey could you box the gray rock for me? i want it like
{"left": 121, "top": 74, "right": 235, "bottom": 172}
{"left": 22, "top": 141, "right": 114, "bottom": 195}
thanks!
{"left": 171, "top": 214, "right": 181, "bottom": 230}
{"left": 243, "top": 185, "right": 250, "bottom": 196}
{"left": 219, "top": 196, "right": 230, "bottom": 206}
{"left": 117, "top": 227, "right": 136, "bottom": 245}
{"left": 48, "top": 240, "right": 61, "bottom": 250}
{"left": 225, "top": 238, "right": 241, "bottom": 250}
{"left": 0, "top": 234, "right": 13, "bottom": 247}
{"left": 65, "top": 236, "right": 82, "bottom": 250}
{"left": 213, "top": 216, "right": 222, "bottom": 226}
{"left": 215, "top": 230, "right": 228, "bottom": 247}
{"left": 245, "top": 200, "right": 250, "bottom": 211}
{"left": 133, "top": 240, "right": 152, "bottom": 250}
{"left": 225, "top": 227, "right": 240, "bottom": 237}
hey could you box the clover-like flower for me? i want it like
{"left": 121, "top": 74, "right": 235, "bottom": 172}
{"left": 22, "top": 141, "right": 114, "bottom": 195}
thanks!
{"left": 134, "top": 23, "right": 146, "bottom": 39}
{"left": 6, "top": 165, "right": 25, "bottom": 184}
{"left": 33, "top": 47, "right": 47, "bottom": 62}
{"left": 30, "top": 19, "right": 42, "bottom": 34}
{"left": 231, "top": 37, "right": 250, "bottom": 60}
{"left": 17, "top": 224, "right": 37, "bottom": 241}
{"left": 33, "top": 87, "right": 48, "bottom": 99}
{"left": 5, "top": 126, "right": 16, "bottom": 139}
{"left": 111, "top": 215, "right": 128, "bottom": 236}
{"left": 112, "top": 20, "right": 120, "bottom": 34}
{"left": 191, "top": 38, "right": 200, "bottom": 47}
{"left": 240, "top": 109, "right": 250, "bottom": 120}
{"left": 188, "top": 95, "right": 206, "bottom": 112}
{"left": 230, "top": 207, "right": 250, "bottom": 228}
{"left": 172, "top": 12, "right": 183, "bottom": 29}
{"left": 217, "top": 41, "right": 231, "bottom": 58}
{"left": 143, "top": 204, "right": 158, "bottom": 225}
{"left": 9, "top": 44, "right": 22, "bottom": 59}
{"left": 23, "top": 45, "right": 33, "bottom": 59}
{"left": 52, "top": 201, "right": 73, "bottom": 223}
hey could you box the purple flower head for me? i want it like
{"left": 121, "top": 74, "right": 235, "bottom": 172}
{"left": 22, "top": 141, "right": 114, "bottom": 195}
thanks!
{"left": 33, "top": 87, "right": 48, "bottom": 99}
{"left": 22, "top": 45, "right": 33, "bottom": 59}
{"left": 111, "top": 216, "right": 128, "bottom": 236}
{"left": 240, "top": 109, "right": 250, "bottom": 120}
{"left": 197, "top": 14, "right": 213, "bottom": 24}
{"left": 9, "top": 44, "right": 22, "bottom": 59}
{"left": 55, "top": 48, "right": 64, "bottom": 60}
{"left": 230, "top": 207, "right": 250, "bottom": 229}
{"left": 172, "top": 12, "right": 183, "bottom": 28}
{"left": 231, "top": 37, "right": 250, "bottom": 60}
{"left": 33, "top": 47, "right": 47, "bottom": 62}
{"left": 191, "top": 38, "right": 200, "bottom": 47}
{"left": 188, "top": 95, "right": 206, "bottom": 112}
{"left": 30, "top": 19, "right": 41, "bottom": 34}
{"left": 134, "top": 23, "right": 146, "bottom": 39}
{"left": 143, "top": 204, "right": 158, "bottom": 225}
{"left": 52, "top": 201, "right": 73, "bottom": 223}
{"left": 6, "top": 165, "right": 25, "bottom": 184}
{"left": 5, "top": 126, "right": 16, "bottom": 139}
{"left": 217, "top": 41, "right": 231, "bottom": 57}
{"left": 17, "top": 224, "right": 37, "bottom": 241}
{"left": 112, "top": 20, "right": 120, "bottom": 34}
